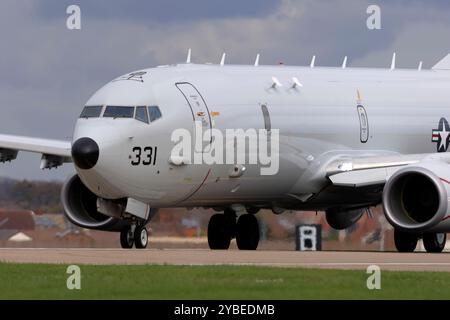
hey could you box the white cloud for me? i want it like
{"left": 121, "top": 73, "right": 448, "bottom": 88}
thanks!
{"left": 352, "top": 21, "right": 450, "bottom": 68}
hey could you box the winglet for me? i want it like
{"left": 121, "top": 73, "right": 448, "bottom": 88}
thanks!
{"left": 433, "top": 53, "right": 450, "bottom": 70}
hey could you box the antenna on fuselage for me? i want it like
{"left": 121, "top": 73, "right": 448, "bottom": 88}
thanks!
{"left": 390, "top": 52, "right": 396, "bottom": 70}
{"left": 220, "top": 53, "right": 226, "bottom": 66}
{"left": 254, "top": 54, "right": 260, "bottom": 66}
{"left": 186, "top": 48, "right": 192, "bottom": 64}
{"left": 310, "top": 55, "right": 316, "bottom": 68}
{"left": 271, "top": 77, "right": 282, "bottom": 88}
{"left": 342, "top": 56, "right": 348, "bottom": 69}
{"left": 418, "top": 61, "right": 423, "bottom": 71}
{"left": 291, "top": 77, "right": 303, "bottom": 89}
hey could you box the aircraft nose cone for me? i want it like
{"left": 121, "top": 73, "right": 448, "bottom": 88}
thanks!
{"left": 71, "top": 138, "right": 99, "bottom": 170}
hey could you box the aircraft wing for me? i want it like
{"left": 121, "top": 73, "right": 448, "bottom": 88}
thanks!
{"left": 326, "top": 153, "right": 450, "bottom": 188}
{"left": 0, "top": 134, "right": 72, "bottom": 169}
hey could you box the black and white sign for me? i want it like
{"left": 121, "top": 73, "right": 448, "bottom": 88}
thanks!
{"left": 295, "top": 224, "right": 322, "bottom": 251}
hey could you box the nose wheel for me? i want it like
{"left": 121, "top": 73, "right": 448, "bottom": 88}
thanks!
{"left": 120, "top": 227, "right": 134, "bottom": 249}
{"left": 134, "top": 225, "right": 149, "bottom": 249}
{"left": 119, "top": 225, "right": 148, "bottom": 249}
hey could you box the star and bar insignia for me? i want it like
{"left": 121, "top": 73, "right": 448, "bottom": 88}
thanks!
{"left": 432, "top": 117, "right": 450, "bottom": 152}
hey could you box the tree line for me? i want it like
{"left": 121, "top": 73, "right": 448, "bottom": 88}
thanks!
{"left": 0, "top": 178, "right": 63, "bottom": 213}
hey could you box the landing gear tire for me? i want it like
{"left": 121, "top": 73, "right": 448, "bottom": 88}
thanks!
{"left": 394, "top": 229, "right": 418, "bottom": 253}
{"left": 236, "top": 214, "right": 260, "bottom": 250}
{"left": 134, "top": 226, "right": 149, "bottom": 249}
{"left": 423, "top": 233, "right": 446, "bottom": 253}
{"left": 208, "top": 214, "right": 232, "bottom": 250}
{"left": 120, "top": 228, "right": 134, "bottom": 249}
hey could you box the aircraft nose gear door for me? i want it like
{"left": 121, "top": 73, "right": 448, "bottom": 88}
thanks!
{"left": 176, "top": 82, "right": 212, "bottom": 151}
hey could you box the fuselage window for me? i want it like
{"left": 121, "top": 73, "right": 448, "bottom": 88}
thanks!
{"left": 261, "top": 104, "right": 271, "bottom": 132}
{"left": 135, "top": 106, "right": 149, "bottom": 123}
{"left": 148, "top": 106, "right": 162, "bottom": 122}
{"left": 80, "top": 106, "right": 103, "bottom": 118}
{"left": 103, "top": 106, "right": 135, "bottom": 118}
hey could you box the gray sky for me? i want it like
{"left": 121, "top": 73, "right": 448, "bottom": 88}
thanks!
{"left": 1, "top": 0, "right": 450, "bottom": 181}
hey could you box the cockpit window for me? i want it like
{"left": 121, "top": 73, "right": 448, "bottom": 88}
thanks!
{"left": 135, "top": 106, "right": 149, "bottom": 123}
{"left": 80, "top": 106, "right": 103, "bottom": 118}
{"left": 103, "top": 106, "right": 135, "bottom": 118}
{"left": 148, "top": 106, "right": 162, "bottom": 122}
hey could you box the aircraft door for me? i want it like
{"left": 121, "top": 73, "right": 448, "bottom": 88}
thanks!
{"left": 173, "top": 82, "right": 213, "bottom": 204}
{"left": 176, "top": 82, "right": 212, "bottom": 151}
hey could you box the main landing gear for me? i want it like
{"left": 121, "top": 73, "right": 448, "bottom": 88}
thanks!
{"left": 120, "top": 224, "right": 148, "bottom": 249}
{"left": 394, "top": 229, "right": 446, "bottom": 253}
{"left": 208, "top": 209, "right": 260, "bottom": 250}
{"left": 423, "top": 233, "right": 447, "bottom": 253}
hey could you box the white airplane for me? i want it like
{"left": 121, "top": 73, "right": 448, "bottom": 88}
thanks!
{"left": 2, "top": 51, "right": 450, "bottom": 253}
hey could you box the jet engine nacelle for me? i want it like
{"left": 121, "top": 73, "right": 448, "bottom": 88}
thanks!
{"left": 325, "top": 207, "right": 364, "bottom": 230}
{"left": 383, "top": 161, "right": 450, "bottom": 233}
{"left": 61, "top": 174, "right": 130, "bottom": 231}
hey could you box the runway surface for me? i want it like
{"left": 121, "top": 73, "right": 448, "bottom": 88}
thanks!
{"left": 0, "top": 248, "right": 450, "bottom": 271}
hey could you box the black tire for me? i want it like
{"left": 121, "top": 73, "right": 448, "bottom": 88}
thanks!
{"left": 423, "top": 233, "right": 446, "bottom": 253}
{"left": 208, "top": 214, "right": 232, "bottom": 250}
{"left": 120, "top": 228, "right": 134, "bottom": 249}
{"left": 394, "top": 229, "right": 418, "bottom": 253}
{"left": 236, "top": 214, "right": 260, "bottom": 250}
{"left": 134, "top": 226, "right": 148, "bottom": 249}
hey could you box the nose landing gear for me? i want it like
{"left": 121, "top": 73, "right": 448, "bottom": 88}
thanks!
{"left": 120, "top": 227, "right": 134, "bottom": 249}
{"left": 134, "top": 225, "right": 149, "bottom": 249}
{"left": 207, "top": 209, "right": 260, "bottom": 250}
{"left": 119, "top": 224, "right": 148, "bottom": 249}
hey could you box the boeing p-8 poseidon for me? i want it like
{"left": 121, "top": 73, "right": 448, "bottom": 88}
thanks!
{"left": 2, "top": 51, "right": 450, "bottom": 252}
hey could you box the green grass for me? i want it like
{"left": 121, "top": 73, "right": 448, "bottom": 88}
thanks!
{"left": 0, "top": 263, "right": 449, "bottom": 299}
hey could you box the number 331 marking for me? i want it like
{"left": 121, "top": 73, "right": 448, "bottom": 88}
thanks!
{"left": 131, "top": 147, "right": 157, "bottom": 166}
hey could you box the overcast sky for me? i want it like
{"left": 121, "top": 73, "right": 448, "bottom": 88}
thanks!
{"left": 1, "top": 0, "right": 450, "bottom": 181}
